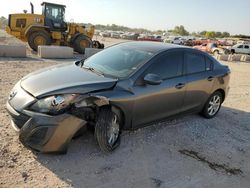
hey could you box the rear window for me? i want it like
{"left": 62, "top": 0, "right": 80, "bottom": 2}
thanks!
{"left": 185, "top": 52, "right": 206, "bottom": 74}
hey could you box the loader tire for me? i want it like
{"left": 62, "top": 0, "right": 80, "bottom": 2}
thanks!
{"left": 73, "top": 35, "right": 93, "bottom": 54}
{"left": 28, "top": 31, "right": 51, "bottom": 51}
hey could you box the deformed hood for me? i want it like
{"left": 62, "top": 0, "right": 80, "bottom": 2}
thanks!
{"left": 20, "top": 62, "right": 117, "bottom": 98}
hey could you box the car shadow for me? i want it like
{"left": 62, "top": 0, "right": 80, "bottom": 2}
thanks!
{"left": 35, "top": 106, "right": 250, "bottom": 187}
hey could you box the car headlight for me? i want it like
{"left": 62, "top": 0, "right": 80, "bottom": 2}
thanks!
{"left": 29, "top": 94, "right": 79, "bottom": 115}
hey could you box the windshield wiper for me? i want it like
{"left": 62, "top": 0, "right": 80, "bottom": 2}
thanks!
{"left": 82, "top": 65, "right": 104, "bottom": 76}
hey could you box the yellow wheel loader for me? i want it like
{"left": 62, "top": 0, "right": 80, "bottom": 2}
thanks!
{"left": 6, "top": 2, "right": 104, "bottom": 54}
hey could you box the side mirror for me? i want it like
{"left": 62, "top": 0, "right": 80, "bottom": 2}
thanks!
{"left": 144, "top": 73, "right": 162, "bottom": 85}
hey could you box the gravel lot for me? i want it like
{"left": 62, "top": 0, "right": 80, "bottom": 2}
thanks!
{"left": 0, "top": 30, "right": 250, "bottom": 188}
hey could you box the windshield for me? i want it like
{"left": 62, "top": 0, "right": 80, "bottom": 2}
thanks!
{"left": 83, "top": 44, "right": 155, "bottom": 78}
{"left": 45, "top": 5, "right": 65, "bottom": 21}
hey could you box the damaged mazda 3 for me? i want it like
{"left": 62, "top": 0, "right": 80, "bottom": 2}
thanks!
{"left": 6, "top": 42, "right": 230, "bottom": 153}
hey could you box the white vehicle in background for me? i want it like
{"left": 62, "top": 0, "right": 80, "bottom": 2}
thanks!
{"left": 110, "top": 32, "right": 123, "bottom": 38}
{"left": 229, "top": 44, "right": 250, "bottom": 55}
{"left": 99, "top": 31, "right": 111, "bottom": 37}
{"left": 164, "top": 36, "right": 185, "bottom": 45}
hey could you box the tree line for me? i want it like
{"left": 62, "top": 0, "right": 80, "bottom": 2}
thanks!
{"left": 0, "top": 16, "right": 249, "bottom": 39}
{"left": 0, "top": 16, "right": 7, "bottom": 29}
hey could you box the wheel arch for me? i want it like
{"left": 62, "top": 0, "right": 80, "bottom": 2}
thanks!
{"left": 96, "top": 104, "right": 126, "bottom": 130}
{"left": 213, "top": 89, "right": 226, "bottom": 102}
{"left": 25, "top": 25, "right": 50, "bottom": 39}
{"left": 76, "top": 95, "right": 127, "bottom": 129}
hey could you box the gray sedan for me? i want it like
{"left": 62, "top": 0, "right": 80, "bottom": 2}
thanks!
{"left": 6, "top": 42, "right": 230, "bottom": 153}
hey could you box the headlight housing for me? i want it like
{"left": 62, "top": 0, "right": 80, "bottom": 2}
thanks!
{"left": 29, "top": 94, "right": 79, "bottom": 115}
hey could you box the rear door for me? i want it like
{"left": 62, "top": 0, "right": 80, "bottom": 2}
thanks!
{"left": 243, "top": 45, "right": 250, "bottom": 54}
{"left": 235, "top": 45, "right": 243, "bottom": 53}
{"left": 182, "top": 50, "right": 214, "bottom": 112}
{"left": 132, "top": 50, "right": 186, "bottom": 126}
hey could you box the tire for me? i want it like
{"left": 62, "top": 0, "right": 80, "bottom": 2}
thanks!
{"left": 213, "top": 50, "right": 219, "bottom": 55}
{"left": 28, "top": 31, "right": 51, "bottom": 51}
{"left": 100, "top": 43, "right": 105, "bottom": 49}
{"left": 73, "top": 35, "right": 93, "bottom": 54}
{"left": 201, "top": 91, "right": 223, "bottom": 119}
{"left": 92, "top": 40, "right": 101, "bottom": 48}
{"left": 95, "top": 106, "right": 121, "bottom": 152}
{"left": 231, "top": 49, "right": 235, "bottom": 54}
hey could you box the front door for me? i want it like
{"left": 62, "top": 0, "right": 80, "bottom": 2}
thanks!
{"left": 132, "top": 51, "right": 186, "bottom": 127}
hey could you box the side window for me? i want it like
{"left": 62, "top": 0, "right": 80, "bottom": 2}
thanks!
{"left": 16, "top": 19, "right": 26, "bottom": 28}
{"left": 205, "top": 57, "right": 214, "bottom": 71}
{"left": 238, "top": 45, "right": 243, "bottom": 48}
{"left": 244, "top": 45, "right": 249, "bottom": 49}
{"left": 146, "top": 52, "right": 183, "bottom": 80}
{"left": 185, "top": 52, "right": 206, "bottom": 74}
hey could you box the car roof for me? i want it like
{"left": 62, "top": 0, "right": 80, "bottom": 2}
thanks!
{"left": 117, "top": 41, "right": 187, "bottom": 53}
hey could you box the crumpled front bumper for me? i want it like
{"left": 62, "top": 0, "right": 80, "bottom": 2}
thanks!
{"left": 6, "top": 102, "right": 86, "bottom": 153}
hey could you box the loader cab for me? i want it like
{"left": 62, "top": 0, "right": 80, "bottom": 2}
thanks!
{"left": 41, "top": 2, "right": 67, "bottom": 32}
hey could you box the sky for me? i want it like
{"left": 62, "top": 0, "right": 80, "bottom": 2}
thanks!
{"left": 1, "top": 0, "right": 250, "bottom": 35}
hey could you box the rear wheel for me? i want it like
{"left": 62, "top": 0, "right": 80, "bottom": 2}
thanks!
{"left": 95, "top": 106, "right": 121, "bottom": 152}
{"left": 73, "top": 35, "right": 93, "bottom": 54}
{"left": 213, "top": 50, "right": 219, "bottom": 55}
{"left": 28, "top": 31, "right": 51, "bottom": 51}
{"left": 92, "top": 40, "right": 101, "bottom": 48}
{"left": 201, "top": 91, "right": 223, "bottom": 119}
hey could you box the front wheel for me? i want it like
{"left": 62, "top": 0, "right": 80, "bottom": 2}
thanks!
{"left": 95, "top": 106, "right": 121, "bottom": 152}
{"left": 28, "top": 31, "right": 51, "bottom": 51}
{"left": 73, "top": 35, "right": 93, "bottom": 54}
{"left": 201, "top": 91, "right": 223, "bottom": 119}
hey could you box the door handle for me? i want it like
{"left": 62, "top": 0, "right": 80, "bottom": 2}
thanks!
{"left": 175, "top": 83, "right": 185, "bottom": 89}
{"left": 207, "top": 76, "right": 214, "bottom": 81}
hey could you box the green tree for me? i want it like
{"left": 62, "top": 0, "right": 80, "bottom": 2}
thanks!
{"left": 222, "top": 32, "right": 230, "bottom": 38}
{"left": 215, "top": 32, "right": 222, "bottom": 38}
{"left": 205, "top": 31, "right": 216, "bottom": 38}
{"left": 199, "top": 31, "right": 207, "bottom": 36}
{"left": 172, "top": 25, "right": 189, "bottom": 36}
{"left": 0, "top": 16, "right": 7, "bottom": 29}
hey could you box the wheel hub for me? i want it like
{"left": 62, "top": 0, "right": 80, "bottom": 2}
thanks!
{"left": 208, "top": 95, "right": 221, "bottom": 116}
{"left": 108, "top": 114, "right": 119, "bottom": 146}
{"left": 34, "top": 36, "right": 46, "bottom": 46}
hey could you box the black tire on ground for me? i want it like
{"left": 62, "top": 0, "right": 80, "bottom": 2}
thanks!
{"left": 28, "top": 31, "right": 51, "bottom": 51}
{"left": 92, "top": 40, "right": 101, "bottom": 48}
{"left": 201, "top": 91, "right": 223, "bottom": 119}
{"left": 73, "top": 35, "right": 93, "bottom": 54}
{"left": 213, "top": 50, "right": 219, "bottom": 55}
{"left": 231, "top": 49, "right": 235, "bottom": 54}
{"left": 100, "top": 43, "right": 105, "bottom": 49}
{"left": 95, "top": 106, "right": 121, "bottom": 152}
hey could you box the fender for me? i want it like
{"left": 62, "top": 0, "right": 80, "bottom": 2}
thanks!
{"left": 25, "top": 25, "right": 50, "bottom": 38}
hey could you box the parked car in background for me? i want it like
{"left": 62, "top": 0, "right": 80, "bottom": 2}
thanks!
{"left": 194, "top": 43, "right": 229, "bottom": 55}
{"left": 110, "top": 32, "right": 123, "bottom": 39}
{"left": 6, "top": 42, "right": 230, "bottom": 154}
{"left": 99, "top": 31, "right": 111, "bottom": 37}
{"left": 120, "top": 33, "right": 139, "bottom": 40}
{"left": 138, "top": 35, "right": 162, "bottom": 42}
{"left": 164, "top": 37, "right": 184, "bottom": 45}
{"left": 183, "top": 39, "right": 194, "bottom": 46}
{"left": 229, "top": 44, "right": 250, "bottom": 54}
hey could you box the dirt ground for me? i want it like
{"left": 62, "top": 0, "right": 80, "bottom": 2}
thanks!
{"left": 0, "top": 30, "right": 250, "bottom": 188}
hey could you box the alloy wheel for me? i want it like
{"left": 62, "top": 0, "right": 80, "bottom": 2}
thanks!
{"left": 207, "top": 95, "right": 221, "bottom": 116}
